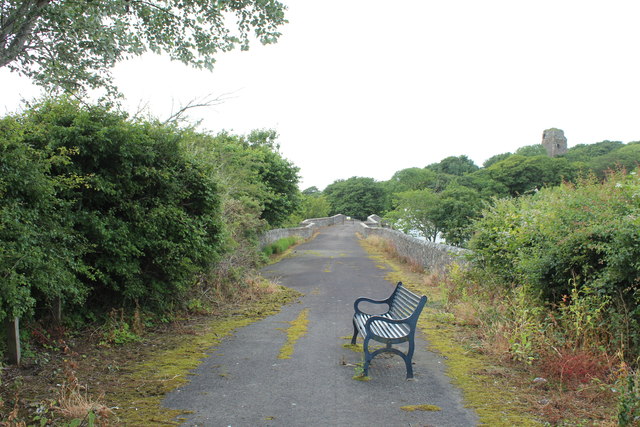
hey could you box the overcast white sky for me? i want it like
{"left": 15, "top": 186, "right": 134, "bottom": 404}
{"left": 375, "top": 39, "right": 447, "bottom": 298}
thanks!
{"left": 2, "top": 1, "right": 640, "bottom": 190}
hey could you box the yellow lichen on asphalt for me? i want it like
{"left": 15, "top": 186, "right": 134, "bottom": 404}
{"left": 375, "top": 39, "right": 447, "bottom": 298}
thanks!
{"left": 400, "top": 404, "right": 442, "bottom": 412}
{"left": 278, "top": 308, "right": 310, "bottom": 359}
{"left": 342, "top": 343, "right": 363, "bottom": 353}
{"left": 112, "top": 284, "right": 301, "bottom": 425}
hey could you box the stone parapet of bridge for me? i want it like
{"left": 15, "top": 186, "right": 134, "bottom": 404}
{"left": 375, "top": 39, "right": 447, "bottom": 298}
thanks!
{"left": 260, "top": 213, "right": 468, "bottom": 273}
{"left": 259, "top": 214, "right": 346, "bottom": 247}
{"left": 360, "top": 215, "right": 469, "bottom": 273}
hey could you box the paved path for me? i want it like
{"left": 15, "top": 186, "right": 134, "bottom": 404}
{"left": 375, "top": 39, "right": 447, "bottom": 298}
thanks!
{"left": 164, "top": 222, "right": 478, "bottom": 426}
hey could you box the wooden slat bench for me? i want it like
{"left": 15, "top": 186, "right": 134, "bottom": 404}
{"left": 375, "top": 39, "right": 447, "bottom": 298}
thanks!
{"left": 351, "top": 282, "right": 427, "bottom": 379}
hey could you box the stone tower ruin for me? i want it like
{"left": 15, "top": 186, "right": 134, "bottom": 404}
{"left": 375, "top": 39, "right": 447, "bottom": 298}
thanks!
{"left": 541, "top": 128, "right": 568, "bottom": 157}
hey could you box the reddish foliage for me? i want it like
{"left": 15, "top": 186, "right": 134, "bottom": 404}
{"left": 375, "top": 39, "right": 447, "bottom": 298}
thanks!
{"left": 539, "top": 348, "right": 611, "bottom": 385}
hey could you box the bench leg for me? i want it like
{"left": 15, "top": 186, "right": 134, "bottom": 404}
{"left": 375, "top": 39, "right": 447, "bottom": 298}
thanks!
{"left": 351, "top": 319, "right": 359, "bottom": 345}
{"left": 362, "top": 336, "right": 372, "bottom": 376}
{"left": 404, "top": 339, "right": 415, "bottom": 379}
{"left": 362, "top": 341, "right": 416, "bottom": 379}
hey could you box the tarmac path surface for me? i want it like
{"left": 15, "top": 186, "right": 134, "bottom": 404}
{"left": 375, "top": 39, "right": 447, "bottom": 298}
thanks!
{"left": 164, "top": 222, "right": 479, "bottom": 426}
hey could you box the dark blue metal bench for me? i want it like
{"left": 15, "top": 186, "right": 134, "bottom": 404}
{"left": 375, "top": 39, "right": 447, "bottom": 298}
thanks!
{"left": 351, "top": 282, "right": 427, "bottom": 379}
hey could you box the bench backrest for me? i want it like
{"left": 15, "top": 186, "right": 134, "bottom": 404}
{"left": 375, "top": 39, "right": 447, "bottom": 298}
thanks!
{"left": 388, "top": 283, "right": 427, "bottom": 320}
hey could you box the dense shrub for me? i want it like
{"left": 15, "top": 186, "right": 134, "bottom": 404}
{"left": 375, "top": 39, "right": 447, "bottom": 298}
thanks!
{"left": 0, "top": 115, "right": 90, "bottom": 322}
{"left": 469, "top": 171, "right": 640, "bottom": 360}
{"left": 3, "top": 100, "right": 224, "bottom": 314}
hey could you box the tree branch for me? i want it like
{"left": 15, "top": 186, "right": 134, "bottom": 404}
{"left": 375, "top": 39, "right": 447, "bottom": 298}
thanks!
{"left": 163, "top": 91, "right": 236, "bottom": 125}
{"left": 0, "top": 0, "right": 51, "bottom": 67}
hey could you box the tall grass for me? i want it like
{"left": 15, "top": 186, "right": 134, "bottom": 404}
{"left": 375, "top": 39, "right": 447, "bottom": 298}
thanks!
{"left": 262, "top": 236, "right": 301, "bottom": 257}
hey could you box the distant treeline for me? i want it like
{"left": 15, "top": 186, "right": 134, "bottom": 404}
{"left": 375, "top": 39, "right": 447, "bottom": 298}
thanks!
{"left": 313, "top": 140, "right": 640, "bottom": 245}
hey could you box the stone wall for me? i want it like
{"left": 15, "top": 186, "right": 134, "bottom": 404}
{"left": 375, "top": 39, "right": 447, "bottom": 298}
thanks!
{"left": 359, "top": 216, "right": 469, "bottom": 273}
{"left": 300, "top": 214, "right": 346, "bottom": 228}
{"left": 259, "top": 214, "right": 346, "bottom": 247}
{"left": 260, "top": 213, "right": 468, "bottom": 273}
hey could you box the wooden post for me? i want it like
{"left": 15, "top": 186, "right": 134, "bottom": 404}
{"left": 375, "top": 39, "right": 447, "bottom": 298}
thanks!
{"left": 5, "top": 317, "right": 21, "bottom": 365}
{"left": 53, "top": 297, "right": 62, "bottom": 324}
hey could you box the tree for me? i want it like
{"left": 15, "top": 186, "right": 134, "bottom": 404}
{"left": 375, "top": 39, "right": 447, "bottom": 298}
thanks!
{"left": 387, "top": 167, "right": 437, "bottom": 192}
{"left": 286, "top": 193, "right": 330, "bottom": 225}
{"left": 0, "top": 0, "right": 287, "bottom": 94}
{"left": 515, "top": 145, "right": 547, "bottom": 157}
{"left": 324, "top": 177, "right": 387, "bottom": 220}
{"left": 563, "top": 140, "right": 624, "bottom": 163}
{"left": 486, "top": 155, "right": 578, "bottom": 196}
{"left": 426, "top": 155, "right": 479, "bottom": 176}
{"left": 180, "top": 128, "right": 300, "bottom": 230}
{"left": 244, "top": 130, "right": 300, "bottom": 228}
{"left": 384, "top": 189, "right": 441, "bottom": 241}
{"left": 587, "top": 143, "right": 640, "bottom": 178}
{"left": 434, "top": 185, "right": 483, "bottom": 245}
{"left": 302, "top": 186, "right": 321, "bottom": 196}
{"left": 483, "top": 152, "right": 511, "bottom": 168}
{"left": 456, "top": 169, "right": 509, "bottom": 199}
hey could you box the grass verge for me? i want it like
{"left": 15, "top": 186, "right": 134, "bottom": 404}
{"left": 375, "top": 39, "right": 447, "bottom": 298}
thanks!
{"left": 0, "top": 280, "right": 301, "bottom": 426}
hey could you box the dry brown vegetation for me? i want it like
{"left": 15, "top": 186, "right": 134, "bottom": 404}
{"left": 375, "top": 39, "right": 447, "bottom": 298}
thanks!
{"left": 0, "top": 277, "right": 299, "bottom": 426}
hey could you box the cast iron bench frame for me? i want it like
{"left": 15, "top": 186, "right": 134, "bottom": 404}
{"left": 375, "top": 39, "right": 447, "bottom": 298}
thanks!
{"left": 351, "top": 282, "right": 427, "bottom": 379}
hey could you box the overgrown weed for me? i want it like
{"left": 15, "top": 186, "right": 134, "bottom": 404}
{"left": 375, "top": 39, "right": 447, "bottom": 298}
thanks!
{"left": 56, "top": 367, "right": 112, "bottom": 425}
{"left": 0, "top": 276, "right": 299, "bottom": 425}
{"left": 360, "top": 234, "right": 622, "bottom": 425}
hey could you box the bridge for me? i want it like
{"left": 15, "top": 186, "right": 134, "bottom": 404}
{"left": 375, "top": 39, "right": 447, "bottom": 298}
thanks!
{"left": 163, "top": 220, "right": 478, "bottom": 426}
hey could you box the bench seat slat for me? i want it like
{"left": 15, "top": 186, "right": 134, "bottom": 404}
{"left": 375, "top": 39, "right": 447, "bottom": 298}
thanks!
{"left": 392, "top": 291, "right": 420, "bottom": 308}
{"left": 393, "top": 292, "right": 420, "bottom": 309}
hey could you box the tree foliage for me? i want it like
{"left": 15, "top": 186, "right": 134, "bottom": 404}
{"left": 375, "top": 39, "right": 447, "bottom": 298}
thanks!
{"left": 181, "top": 128, "right": 300, "bottom": 230}
{"left": 587, "top": 143, "right": 640, "bottom": 178}
{"left": 468, "top": 171, "right": 640, "bottom": 359}
{"left": 563, "top": 140, "right": 624, "bottom": 163}
{"left": 246, "top": 130, "right": 300, "bottom": 227}
{"left": 386, "top": 167, "right": 448, "bottom": 194}
{"left": 384, "top": 189, "right": 441, "bottom": 241}
{"left": 324, "top": 177, "right": 386, "bottom": 220}
{"left": 486, "top": 155, "right": 578, "bottom": 196}
{"left": 426, "top": 155, "right": 479, "bottom": 176}
{"left": 0, "top": 0, "right": 287, "bottom": 94}
{"left": 435, "top": 184, "right": 483, "bottom": 245}
{"left": 19, "top": 99, "right": 224, "bottom": 311}
{"left": 515, "top": 144, "right": 547, "bottom": 157}
{"left": 0, "top": 114, "right": 87, "bottom": 320}
{"left": 0, "top": 99, "right": 302, "bottom": 323}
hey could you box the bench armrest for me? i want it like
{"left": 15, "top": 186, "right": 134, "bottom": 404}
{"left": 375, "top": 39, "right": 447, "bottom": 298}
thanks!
{"left": 353, "top": 296, "right": 391, "bottom": 315}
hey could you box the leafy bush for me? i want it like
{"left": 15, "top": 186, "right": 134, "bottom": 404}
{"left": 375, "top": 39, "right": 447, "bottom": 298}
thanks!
{"left": 468, "top": 170, "right": 640, "bottom": 360}
{"left": 3, "top": 99, "right": 225, "bottom": 315}
{"left": 0, "top": 115, "right": 88, "bottom": 322}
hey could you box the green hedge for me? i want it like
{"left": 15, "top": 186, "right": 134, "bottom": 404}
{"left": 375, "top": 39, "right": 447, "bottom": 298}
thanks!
{"left": 468, "top": 171, "right": 640, "bottom": 359}
{"left": 0, "top": 100, "right": 224, "bottom": 320}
